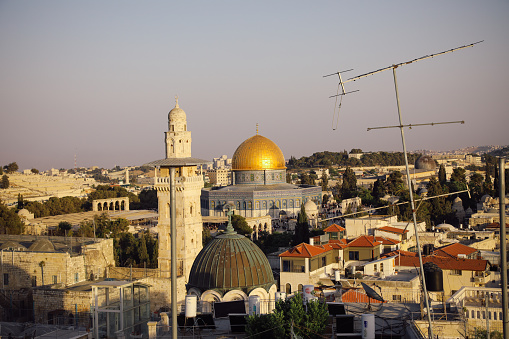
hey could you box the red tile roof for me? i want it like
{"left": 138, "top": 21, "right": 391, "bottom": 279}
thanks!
{"left": 341, "top": 289, "right": 383, "bottom": 304}
{"left": 324, "top": 224, "right": 346, "bottom": 232}
{"left": 433, "top": 243, "right": 477, "bottom": 258}
{"left": 366, "top": 236, "right": 400, "bottom": 246}
{"left": 346, "top": 235, "right": 381, "bottom": 248}
{"left": 329, "top": 239, "right": 348, "bottom": 245}
{"left": 378, "top": 226, "right": 409, "bottom": 234}
{"left": 279, "top": 243, "right": 331, "bottom": 258}
{"left": 394, "top": 253, "right": 488, "bottom": 272}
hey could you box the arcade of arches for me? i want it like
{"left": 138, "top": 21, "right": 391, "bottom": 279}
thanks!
{"left": 92, "top": 197, "right": 130, "bottom": 212}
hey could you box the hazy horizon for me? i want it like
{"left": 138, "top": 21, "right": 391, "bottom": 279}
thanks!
{"left": 1, "top": 1, "right": 508, "bottom": 171}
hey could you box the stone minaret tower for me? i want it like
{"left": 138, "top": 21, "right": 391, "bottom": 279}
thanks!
{"left": 147, "top": 97, "right": 207, "bottom": 286}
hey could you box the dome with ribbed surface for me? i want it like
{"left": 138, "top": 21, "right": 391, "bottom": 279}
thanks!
{"left": 188, "top": 228, "right": 275, "bottom": 294}
{"left": 232, "top": 134, "right": 286, "bottom": 171}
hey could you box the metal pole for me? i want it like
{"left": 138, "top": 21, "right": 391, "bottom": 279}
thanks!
{"left": 392, "top": 66, "right": 434, "bottom": 339}
{"left": 170, "top": 167, "right": 178, "bottom": 339}
{"left": 486, "top": 293, "right": 490, "bottom": 339}
{"left": 499, "top": 157, "right": 508, "bottom": 339}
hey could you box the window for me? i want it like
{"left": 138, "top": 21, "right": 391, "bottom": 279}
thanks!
{"left": 286, "top": 283, "right": 292, "bottom": 294}
{"left": 380, "top": 263, "right": 384, "bottom": 272}
{"left": 282, "top": 260, "right": 290, "bottom": 272}
{"left": 53, "top": 275, "right": 57, "bottom": 284}
{"left": 374, "top": 264, "right": 378, "bottom": 272}
{"left": 3, "top": 273, "right": 8, "bottom": 286}
{"left": 32, "top": 276, "right": 37, "bottom": 287}
{"left": 451, "top": 269, "right": 461, "bottom": 276}
{"left": 392, "top": 295, "right": 402, "bottom": 302}
{"left": 75, "top": 273, "right": 79, "bottom": 283}
{"left": 349, "top": 251, "right": 359, "bottom": 260}
{"left": 322, "top": 257, "right": 326, "bottom": 267}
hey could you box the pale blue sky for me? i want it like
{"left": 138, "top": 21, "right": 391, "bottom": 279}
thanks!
{"left": 1, "top": 1, "right": 507, "bottom": 171}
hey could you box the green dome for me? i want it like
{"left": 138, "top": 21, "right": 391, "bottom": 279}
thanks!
{"left": 187, "top": 230, "right": 275, "bottom": 294}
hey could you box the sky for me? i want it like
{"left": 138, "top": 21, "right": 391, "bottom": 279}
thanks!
{"left": 1, "top": 1, "right": 508, "bottom": 171}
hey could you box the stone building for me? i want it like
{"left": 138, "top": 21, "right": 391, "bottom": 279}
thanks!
{"left": 201, "top": 129, "right": 322, "bottom": 220}
{"left": 0, "top": 235, "right": 114, "bottom": 323}
{"left": 144, "top": 97, "right": 209, "bottom": 304}
{"left": 187, "top": 210, "right": 277, "bottom": 313}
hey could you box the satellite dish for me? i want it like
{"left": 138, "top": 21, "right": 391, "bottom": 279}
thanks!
{"left": 361, "top": 282, "right": 384, "bottom": 302}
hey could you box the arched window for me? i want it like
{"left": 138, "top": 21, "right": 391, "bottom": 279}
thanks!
{"left": 286, "top": 283, "right": 292, "bottom": 294}
{"left": 298, "top": 284, "right": 303, "bottom": 293}
{"left": 190, "top": 205, "right": 193, "bottom": 216}
{"left": 255, "top": 201, "right": 260, "bottom": 209}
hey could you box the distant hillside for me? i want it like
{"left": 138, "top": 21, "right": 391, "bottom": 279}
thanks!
{"left": 487, "top": 146, "right": 509, "bottom": 158}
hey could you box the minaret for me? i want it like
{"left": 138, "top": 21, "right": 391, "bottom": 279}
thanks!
{"left": 145, "top": 97, "right": 208, "bottom": 284}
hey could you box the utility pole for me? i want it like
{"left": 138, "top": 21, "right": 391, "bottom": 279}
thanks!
{"left": 499, "top": 157, "right": 507, "bottom": 339}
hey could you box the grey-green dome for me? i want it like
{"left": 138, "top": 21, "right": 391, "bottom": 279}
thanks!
{"left": 187, "top": 229, "right": 275, "bottom": 295}
{"left": 415, "top": 155, "right": 437, "bottom": 171}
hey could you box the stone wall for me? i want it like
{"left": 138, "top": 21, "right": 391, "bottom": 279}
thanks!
{"left": 33, "top": 288, "right": 92, "bottom": 326}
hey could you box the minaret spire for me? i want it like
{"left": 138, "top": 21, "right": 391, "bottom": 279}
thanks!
{"left": 256, "top": 123, "right": 259, "bottom": 135}
{"left": 175, "top": 95, "right": 179, "bottom": 108}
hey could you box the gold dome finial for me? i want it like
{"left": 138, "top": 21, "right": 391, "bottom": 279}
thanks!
{"left": 175, "top": 95, "right": 179, "bottom": 108}
{"left": 256, "top": 123, "right": 259, "bottom": 135}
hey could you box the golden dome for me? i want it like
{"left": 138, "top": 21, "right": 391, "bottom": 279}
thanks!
{"left": 232, "top": 134, "right": 286, "bottom": 171}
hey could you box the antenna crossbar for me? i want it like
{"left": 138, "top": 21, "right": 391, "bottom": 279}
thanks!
{"left": 340, "top": 41, "right": 483, "bottom": 85}
{"left": 329, "top": 89, "right": 359, "bottom": 98}
{"left": 367, "top": 120, "right": 464, "bottom": 131}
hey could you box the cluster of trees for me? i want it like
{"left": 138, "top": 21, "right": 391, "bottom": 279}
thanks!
{"left": 246, "top": 293, "right": 329, "bottom": 339}
{"left": 25, "top": 196, "right": 86, "bottom": 218}
{"left": 334, "top": 161, "right": 507, "bottom": 229}
{"left": 287, "top": 151, "right": 420, "bottom": 169}
{"left": 0, "top": 200, "right": 24, "bottom": 234}
{"left": 2, "top": 162, "right": 19, "bottom": 174}
{"left": 54, "top": 212, "right": 158, "bottom": 268}
{"left": 115, "top": 231, "right": 158, "bottom": 268}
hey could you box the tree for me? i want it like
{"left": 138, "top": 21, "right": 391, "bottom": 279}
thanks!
{"left": 1, "top": 175, "right": 9, "bottom": 189}
{"left": 203, "top": 227, "right": 212, "bottom": 246}
{"left": 31, "top": 168, "right": 39, "bottom": 174}
{"left": 57, "top": 221, "right": 73, "bottom": 236}
{"left": 321, "top": 173, "right": 329, "bottom": 191}
{"left": 438, "top": 165, "right": 447, "bottom": 185}
{"left": 386, "top": 171, "right": 404, "bottom": 195}
{"left": 231, "top": 214, "right": 252, "bottom": 236}
{"left": 273, "top": 292, "right": 329, "bottom": 339}
{"left": 0, "top": 200, "right": 24, "bottom": 234}
{"left": 292, "top": 205, "right": 310, "bottom": 246}
{"left": 300, "top": 172, "right": 311, "bottom": 185}
{"left": 246, "top": 312, "right": 285, "bottom": 339}
{"left": 17, "top": 194, "right": 24, "bottom": 209}
{"left": 372, "top": 178, "right": 386, "bottom": 200}
{"left": 0, "top": 167, "right": 3, "bottom": 175}
{"left": 341, "top": 167, "right": 357, "bottom": 199}
{"left": 3, "top": 162, "right": 18, "bottom": 174}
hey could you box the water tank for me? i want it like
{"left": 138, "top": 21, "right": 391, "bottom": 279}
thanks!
{"left": 303, "top": 285, "right": 314, "bottom": 301}
{"left": 423, "top": 262, "right": 443, "bottom": 292}
{"left": 249, "top": 295, "right": 261, "bottom": 315}
{"left": 361, "top": 314, "right": 375, "bottom": 339}
{"left": 275, "top": 292, "right": 286, "bottom": 301}
{"left": 334, "top": 270, "right": 341, "bottom": 282}
{"left": 185, "top": 295, "right": 197, "bottom": 318}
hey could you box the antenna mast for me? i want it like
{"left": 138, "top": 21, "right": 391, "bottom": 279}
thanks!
{"left": 325, "top": 40, "right": 483, "bottom": 339}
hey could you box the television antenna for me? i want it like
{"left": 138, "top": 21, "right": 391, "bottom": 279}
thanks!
{"left": 322, "top": 69, "right": 359, "bottom": 130}
{"left": 324, "top": 40, "right": 483, "bottom": 339}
